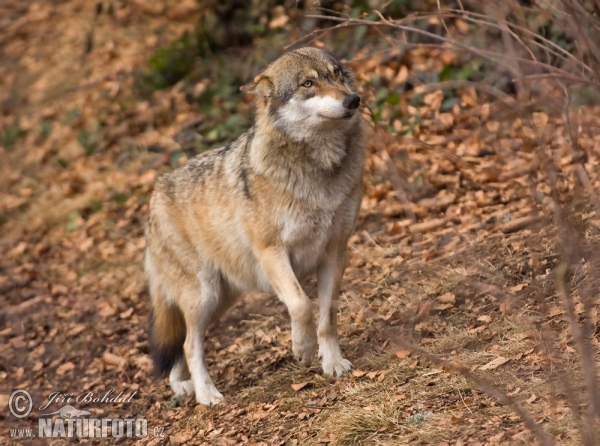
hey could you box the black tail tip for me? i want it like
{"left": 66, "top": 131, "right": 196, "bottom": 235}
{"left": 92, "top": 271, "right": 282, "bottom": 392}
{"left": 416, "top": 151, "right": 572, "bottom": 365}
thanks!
{"left": 148, "top": 308, "right": 184, "bottom": 378}
{"left": 150, "top": 342, "right": 183, "bottom": 379}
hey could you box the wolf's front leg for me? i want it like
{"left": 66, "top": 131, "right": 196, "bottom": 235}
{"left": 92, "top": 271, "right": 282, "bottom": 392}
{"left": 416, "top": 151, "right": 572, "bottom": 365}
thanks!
{"left": 256, "top": 247, "right": 317, "bottom": 366}
{"left": 316, "top": 230, "right": 353, "bottom": 377}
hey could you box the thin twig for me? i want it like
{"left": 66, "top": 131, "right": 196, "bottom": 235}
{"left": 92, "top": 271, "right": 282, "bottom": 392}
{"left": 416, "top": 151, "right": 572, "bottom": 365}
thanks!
{"left": 305, "top": 14, "right": 597, "bottom": 86}
{"left": 447, "top": 8, "right": 591, "bottom": 74}
{"left": 435, "top": 0, "right": 452, "bottom": 38}
{"left": 555, "top": 261, "right": 599, "bottom": 445}
{"left": 561, "top": 83, "right": 600, "bottom": 216}
{"left": 377, "top": 136, "right": 416, "bottom": 223}
{"left": 283, "top": 22, "right": 349, "bottom": 51}
{"left": 538, "top": 328, "right": 589, "bottom": 445}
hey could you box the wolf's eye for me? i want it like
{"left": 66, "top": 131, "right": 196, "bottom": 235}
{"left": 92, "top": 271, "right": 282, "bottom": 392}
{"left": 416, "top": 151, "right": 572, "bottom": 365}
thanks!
{"left": 301, "top": 80, "right": 314, "bottom": 88}
{"left": 334, "top": 68, "right": 341, "bottom": 76}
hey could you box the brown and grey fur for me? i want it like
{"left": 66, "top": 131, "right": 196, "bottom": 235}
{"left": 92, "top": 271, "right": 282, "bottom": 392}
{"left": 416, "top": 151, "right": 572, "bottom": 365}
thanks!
{"left": 145, "top": 47, "right": 367, "bottom": 405}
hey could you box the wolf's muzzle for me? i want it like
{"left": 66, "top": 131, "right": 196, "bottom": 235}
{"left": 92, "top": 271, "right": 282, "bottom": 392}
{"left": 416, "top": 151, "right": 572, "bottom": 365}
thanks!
{"left": 342, "top": 94, "right": 361, "bottom": 110}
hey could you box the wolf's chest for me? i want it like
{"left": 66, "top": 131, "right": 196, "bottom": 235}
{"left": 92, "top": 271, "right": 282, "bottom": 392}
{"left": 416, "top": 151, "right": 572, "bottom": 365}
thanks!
{"left": 281, "top": 210, "right": 333, "bottom": 246}
{"left": 280, "top": 210, "right": 333, "bottom": 278}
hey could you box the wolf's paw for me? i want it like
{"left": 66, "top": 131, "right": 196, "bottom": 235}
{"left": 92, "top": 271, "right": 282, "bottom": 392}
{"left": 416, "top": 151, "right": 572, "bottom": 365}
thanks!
{"left": 292, "top": 321, "right": 317, "bottom": 367}
{"left": 322, "top": 357, "right": 353, "bottom": 377}
{"left": 195, "top": 384, "right": 224, "bottom": 406}
{"left": 292, "top": 336, "right": 317, "bottom": 367}
{"left": 171, "top": 379, "right": 195, "bottom": 397}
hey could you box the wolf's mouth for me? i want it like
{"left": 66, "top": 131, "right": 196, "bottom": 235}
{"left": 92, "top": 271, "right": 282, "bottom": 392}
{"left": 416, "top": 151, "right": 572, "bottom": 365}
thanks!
{"left": 318, "top": 113, "right": 354, "bottom": 120}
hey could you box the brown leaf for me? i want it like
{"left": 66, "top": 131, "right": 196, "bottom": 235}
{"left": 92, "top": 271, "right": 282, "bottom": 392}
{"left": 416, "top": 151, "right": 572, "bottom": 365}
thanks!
{"left": 269, "top": 15, "right": 289, "bottom": 29}
{"left": 98, "top": 302, "right": 117, "bottom": 317}
{"left": 119, "top": 308, "right": 134, "bottom": 319}
{"left": 501, "top": 215, "right": 542, "bottom": 234}
{"left": 377, "top": 369, "right": 392, "bottom": 382}
{"left": 291, "top": 382, "right": 308, "bottom": 391}
{"left": 437, "top": 293, "right": 456, "bottom": 304}
{"left": 479, "top": 356, "right": 510, "bottom": 371}
{"left": 51, "top": 284, "right": 69, "bottom": 297}
{"left": 547, "top": 305, "right": 563, "bottom": 318}
{"left": 450, "top": 415, "right": 465, "bottom": 424}
{"left": 352, "top": 370, "right": 367, "bottom": 377}
{"left": 409, "top": 218, "right": 446, "bottom": 234}
{"left": 137, "top": 169, "right": 157, "bottom": 185}
{"left": 532, "top": 112, "right": 548, "bottom": 127}
{"left": 57, "top": 362, "right": 75, "bottom": 375}
{"left": 455, "top": 19, "right": 469, "bottom": 33}
{"left": 68, "top": 324, "right": 86, "bottom": 336}
{"left": 395, "top": 350, "right": 411, "bottom": 359}
{"left": 509, "top": 283, "right": 528, "bottom": 292}
{"left": 79, "top": 237, "right": 94, "bottom": 252}
{"left": 9, "top": 242, "right": 27, "bottom": 258}
{"left": 103, "top": 351, "right": 126, "bottom": 368}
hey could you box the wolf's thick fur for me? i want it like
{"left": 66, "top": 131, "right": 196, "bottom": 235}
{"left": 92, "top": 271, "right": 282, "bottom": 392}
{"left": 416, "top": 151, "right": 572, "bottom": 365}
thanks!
{"left": 145, "top": 47, "right": 367, "bottom": 405}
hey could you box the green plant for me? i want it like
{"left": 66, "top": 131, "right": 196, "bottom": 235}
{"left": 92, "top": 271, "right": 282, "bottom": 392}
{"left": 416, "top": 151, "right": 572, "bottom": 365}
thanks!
{"left": 77, "top": 129, "right": 98, "bottom": 156}
{"left": 2, "top": 124, "right": 26, "bottom": 148}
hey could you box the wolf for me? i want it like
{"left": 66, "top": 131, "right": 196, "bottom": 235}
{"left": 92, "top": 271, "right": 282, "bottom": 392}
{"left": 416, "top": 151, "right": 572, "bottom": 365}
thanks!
{"left": 145, "top": 47, "right": 367, "bottom": 405}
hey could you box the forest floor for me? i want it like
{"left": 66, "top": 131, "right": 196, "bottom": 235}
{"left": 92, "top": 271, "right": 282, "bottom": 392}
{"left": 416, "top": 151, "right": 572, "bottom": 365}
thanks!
{"left": 1, "top": 1, "right": 599, "bottom": 445}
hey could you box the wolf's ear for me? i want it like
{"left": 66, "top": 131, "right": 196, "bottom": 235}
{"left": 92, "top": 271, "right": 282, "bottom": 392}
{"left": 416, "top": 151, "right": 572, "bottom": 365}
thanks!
{"left": 240, "top": 76, "right": 273, "bottom": 97}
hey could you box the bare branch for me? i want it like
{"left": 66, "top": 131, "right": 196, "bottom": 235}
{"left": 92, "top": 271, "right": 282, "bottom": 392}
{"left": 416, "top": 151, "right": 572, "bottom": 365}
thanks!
{"left": 305, "top": 15, "right": 597, "bottom": 86}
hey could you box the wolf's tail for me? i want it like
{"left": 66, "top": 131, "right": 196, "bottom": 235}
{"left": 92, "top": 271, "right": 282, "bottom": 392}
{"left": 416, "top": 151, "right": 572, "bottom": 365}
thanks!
{"left": 149, "top": 295, "right": 186, "bottom": 377}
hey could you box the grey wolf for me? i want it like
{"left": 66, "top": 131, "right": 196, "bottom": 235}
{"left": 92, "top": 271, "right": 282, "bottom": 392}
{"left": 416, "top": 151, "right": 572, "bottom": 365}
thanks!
{"left": 145, "top": 47, "right": 367, "bottom": 405}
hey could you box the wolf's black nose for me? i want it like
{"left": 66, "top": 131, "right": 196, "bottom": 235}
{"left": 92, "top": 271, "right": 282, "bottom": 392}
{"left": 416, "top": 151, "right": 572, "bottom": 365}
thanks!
{"left": 343, "top": 94, "right": 360, "bottom": 110}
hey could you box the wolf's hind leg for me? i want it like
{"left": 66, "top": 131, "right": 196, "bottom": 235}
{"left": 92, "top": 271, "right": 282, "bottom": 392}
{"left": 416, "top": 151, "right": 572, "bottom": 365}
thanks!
{"left": 183, "top": 268, "right": 232, "bottom": 406}
{"left": 169, "top": 357, "right": 194, "bottom": 396}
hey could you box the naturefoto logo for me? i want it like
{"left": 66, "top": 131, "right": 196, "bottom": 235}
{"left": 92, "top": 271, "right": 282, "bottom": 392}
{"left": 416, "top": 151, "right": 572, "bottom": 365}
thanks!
{"left": 8, "top": 389, "right": 164, "bottom": 440}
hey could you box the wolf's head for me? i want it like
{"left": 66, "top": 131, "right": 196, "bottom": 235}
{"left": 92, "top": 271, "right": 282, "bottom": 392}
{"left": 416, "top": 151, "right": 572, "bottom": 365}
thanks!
{"left": 241, "top": 48, "right": 362, "bottom": 142}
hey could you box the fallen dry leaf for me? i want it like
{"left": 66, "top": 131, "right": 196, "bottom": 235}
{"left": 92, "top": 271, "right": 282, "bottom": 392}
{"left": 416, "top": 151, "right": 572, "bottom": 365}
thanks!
{"left": 509, "top": 283, "right": 528, "bottom": 292}
{"left": 526, "top": 394, "right": 538, "bottom": 404}
{"left": 437, "top": 293, "right": 456, "bottom": 304}
{"left": 102, "top": 351, "right": 126, "bottom": 367}
{"left": 409, "top": 218, "right": 447, "bottom": 233}
{"left": 56, "top": 362, "right": 75, "bottom": 375}
{"left": 480, "top": 356, "right": 510, "bottom": 371}
{"left": 377, "top": 369, "right": 392, "bottom": 382}
{"left": 395, "top": 350, "right": 411, "bottom": 359}
{"left": 477, "top": 315, "right": 492, "bottom": 323}
{"left": 501, "top": 215, "right": 542, "bottom": 234}
{"left": 98, "top": 302, "right": 117, "bottom": 317}
{"left": 194, "top": 404, "right": 207, "bottom": 414}
{"left": 291, "top": 382, "right": 309, "bottom": 391}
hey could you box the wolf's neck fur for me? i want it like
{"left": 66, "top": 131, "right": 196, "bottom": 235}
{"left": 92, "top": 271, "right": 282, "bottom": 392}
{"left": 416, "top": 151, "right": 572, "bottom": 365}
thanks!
{"left": 249, "top": 114, "right": 350, "bottom": 177}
